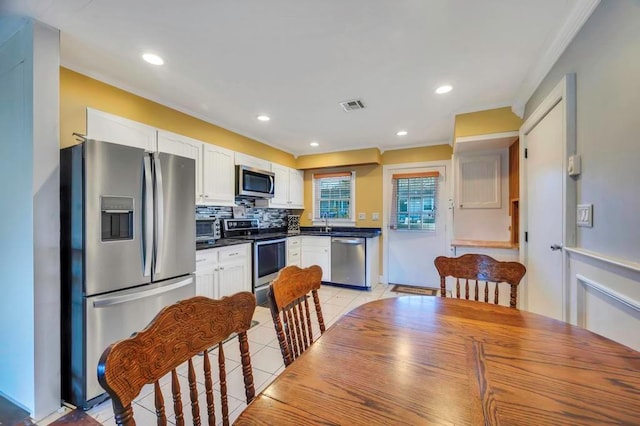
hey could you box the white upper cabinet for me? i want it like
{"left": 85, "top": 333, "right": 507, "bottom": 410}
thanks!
{"left": 86, "top": 109, "right": 300, "bottom": 208}
{"left": 202, "top": 144, "right": 236, "bottom": 206}
{"left": 261, "top": 163, "right": 304, "bottom": 209}
{"left": 234, "top": 152, "right": 271, "bottom": 171}
{"left": 289, "top": 168, "right": 304, "bottom": 208}
{"left": 157, "top": 130, "right": 203, "bottom": 202}
{"left": 87, "top": 108, "right": 156, "bottom": 152}
{"left": 270, "top": 163, "right": 290, "bottom": 207}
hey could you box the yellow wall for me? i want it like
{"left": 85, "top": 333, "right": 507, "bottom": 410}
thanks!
{"left": 298, "top": 144, "right": 453, "bottom": 226}
{"left": 59, "top": 68, "right": 296, "bottom": 167}
{"left": 454, "top": 107, "right": 522, "bottom": 138}
{"left": 382, "top": 144, "right": 452, "bottom": 164}
{"left": 296, "top": 148, "right": 381, "bottom": 169}
{"left": 300, "top": 164, "right": 383, "bottom": 227}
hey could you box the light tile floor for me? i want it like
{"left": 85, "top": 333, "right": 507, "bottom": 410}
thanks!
{"left": 83, "top": 282, "right": 403, "bottom": 425}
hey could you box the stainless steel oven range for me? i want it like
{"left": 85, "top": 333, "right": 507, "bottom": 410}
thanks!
{"left": 222, "top": 219, "right": 286, "bottom": 305}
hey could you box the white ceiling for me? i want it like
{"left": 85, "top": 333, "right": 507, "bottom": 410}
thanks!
{"left": 3, "top": 0, "right": 597, "bottom": 156}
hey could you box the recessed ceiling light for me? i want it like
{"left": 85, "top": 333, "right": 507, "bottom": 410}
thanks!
{"left": 257, "top": 115, "right": 271, "bottom": 122}
{"left": 142, "top": 53, "right": 164, "bottom": 65}
{"left": 310, "top": 142, "right": 319, "bottom": 147}
{"left": 435, "top": 85, "right": 453, "bottom": 94}
{"left": 396, "top": 130, "right": 408, "bottom": 136}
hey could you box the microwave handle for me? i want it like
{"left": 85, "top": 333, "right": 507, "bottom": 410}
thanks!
{"left": 269, "top": 175, "right": 274, "bottom": 194}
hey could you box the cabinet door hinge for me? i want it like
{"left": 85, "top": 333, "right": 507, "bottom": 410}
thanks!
{"left": 525, "top": 231, "right": 528, "bottom": 242}
{"left": 525, "top": 148, "right": 528, "bottom": 159}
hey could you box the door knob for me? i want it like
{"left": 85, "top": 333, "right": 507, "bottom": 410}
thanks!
{"left": 550, "top": 244, "right": 563, "bottom": 251}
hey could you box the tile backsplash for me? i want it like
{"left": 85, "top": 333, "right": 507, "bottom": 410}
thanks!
{"left": 196, "top": 199, "right": 292, "bottom": 228}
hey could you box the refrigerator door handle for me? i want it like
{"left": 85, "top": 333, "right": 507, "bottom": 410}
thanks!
{"left": 154, "top": 152, "right": 165, "bottom": 274}
{"left": 92, "top": 277, "right": 193, "bottom": 308}
{"left": 143, "top": 155, "right": 154, "bottom": 277}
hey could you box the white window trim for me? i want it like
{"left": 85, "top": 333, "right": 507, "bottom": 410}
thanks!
{"left": 311, "top": 171, "right": 356, "bottom": 226}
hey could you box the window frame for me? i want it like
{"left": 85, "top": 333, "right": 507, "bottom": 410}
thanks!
{"left": 312, "top": 171, "right": 356, "bottom": 226}
{"left": 390, "top": 171, "right": 439, "bottom": 232}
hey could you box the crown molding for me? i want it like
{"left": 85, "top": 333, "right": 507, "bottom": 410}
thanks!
{"left": 512, "top": 0, "right": 600, "bottom": 118}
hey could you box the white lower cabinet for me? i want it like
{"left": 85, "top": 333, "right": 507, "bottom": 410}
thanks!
{"left": 301, "top": 236, "right": 331, "bottom": 281}
{"left": 195, "top": 244, "right": 251, "bottom": 299}
{"left": 195, "top": 249, "right": 219, "bottom": 298}
{"left": 287, "top": 236, "right": 301, "bottom": 266}
{"left": 218, "top": 244, "right": 251, "bottom": 298}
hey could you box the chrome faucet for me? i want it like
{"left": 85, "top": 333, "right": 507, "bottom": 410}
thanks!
{"left": 323, "top": 214, "right": 331, "bottom": 233}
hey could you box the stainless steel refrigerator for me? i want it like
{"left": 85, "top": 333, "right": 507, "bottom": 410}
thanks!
{"left": 61, "top": 139, "right": 196, "bottom": 408}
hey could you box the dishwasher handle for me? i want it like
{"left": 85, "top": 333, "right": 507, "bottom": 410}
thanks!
{"left": 332, "top": 237, "right": 365, "bottom": 244}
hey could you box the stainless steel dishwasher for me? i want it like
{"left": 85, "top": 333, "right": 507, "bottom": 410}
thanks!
{"left": 331, "top": 237, "right": 366, "bottom": 287}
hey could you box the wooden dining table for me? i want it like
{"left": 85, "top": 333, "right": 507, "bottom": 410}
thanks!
{"left": 235, "top": 296, "right": 640, "bottom": 425}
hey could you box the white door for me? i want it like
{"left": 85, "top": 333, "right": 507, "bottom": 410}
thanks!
{"left": 524, "top": 101, "right": 565, "bottom": 320}
{"left": 386, "top": 165, "right": 448, "bottom": 287}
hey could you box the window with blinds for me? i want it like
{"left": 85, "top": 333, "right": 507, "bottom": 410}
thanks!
{"left": 390, "top": 171, "right": 439, "bottom": 231}
{"left": 313, "top": 172, "right": 354, "bottom": 220}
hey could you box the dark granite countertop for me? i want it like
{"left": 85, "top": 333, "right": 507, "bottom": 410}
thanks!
{"left": 196, "top": 238, "right": 253, "bottom": 250}
{"left": 297, "top": 227, "right": 381, "bottom": 238}
{"left": 197, "top": 227, "right": 381, "bottom": 250}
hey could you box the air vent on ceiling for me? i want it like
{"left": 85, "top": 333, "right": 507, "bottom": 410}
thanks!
{"left": 339, "top": 99, "right": 366, "bottom": 112}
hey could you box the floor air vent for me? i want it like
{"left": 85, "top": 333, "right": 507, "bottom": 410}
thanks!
{"left": 339, "top": 99, "right": 365, "bottom": 112}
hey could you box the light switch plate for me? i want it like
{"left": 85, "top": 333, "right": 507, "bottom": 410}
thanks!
{"left": 577, "top": 204, "right": 593, "bottom": 227}
{"left": 358, "top": 212, "right": 366, "bottom": 220}
{"left": 372, "top": 212, "right": 380, "bottom": 221}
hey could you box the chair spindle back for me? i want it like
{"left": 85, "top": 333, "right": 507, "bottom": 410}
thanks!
{"left": 97, "top": 293, "right": 257, "bottom": 426}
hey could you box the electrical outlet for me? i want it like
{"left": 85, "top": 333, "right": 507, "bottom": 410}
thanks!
{"left": 307, "top": 212, "right": 312, "bottom": 220}
{"left": 372, "top": 212, "right": 380, "bottom": 221}
{"left": 577, "top": 204, "right": 593, "bottom": 227}
{"left": 358, "top": 212, "right": 366, "bottom": 220}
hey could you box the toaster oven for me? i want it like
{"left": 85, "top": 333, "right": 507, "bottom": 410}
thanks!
{"left": 196, "top": 214, "right": 221, "bottom": 244}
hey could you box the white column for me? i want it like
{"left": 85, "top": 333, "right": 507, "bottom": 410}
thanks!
{"left": 0, "top": 17, "right": 60, "bottom": 420}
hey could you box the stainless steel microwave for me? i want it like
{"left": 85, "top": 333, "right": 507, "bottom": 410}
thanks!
{"left": 236, "top": 165, "right": 275, "bottom": 198}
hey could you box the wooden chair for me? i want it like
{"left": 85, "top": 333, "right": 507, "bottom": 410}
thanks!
{"left": 97, "top": 293, "right": 257, "bottom": 426}
{"left": 434, "top": 254, "right": 526, "bottom": 308}
{"left": 268, "top": 265, "right": 326, "bottom": 367}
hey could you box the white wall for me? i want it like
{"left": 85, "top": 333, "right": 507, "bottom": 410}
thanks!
{"left": 525, "top": 0, "right": 640, "bottom": 349}
{"left": 0, "top": 18, "right": 60, "bottom": 419}
{"left": 526, "top": 0, "right": 640, "bottom": 262}
{"left": 453, "top": 148, "right": 511, "bottom": 241}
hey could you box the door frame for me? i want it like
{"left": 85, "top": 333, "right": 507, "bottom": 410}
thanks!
{"left": 519, "top": 74, "right": 577, "bottom": 319}
{"left": 382, "top": 160, "right": 453, "bottom": 285}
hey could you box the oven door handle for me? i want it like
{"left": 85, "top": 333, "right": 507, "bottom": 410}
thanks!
{"left": 255, "top": 238, "right": 288, "bottom": 246}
